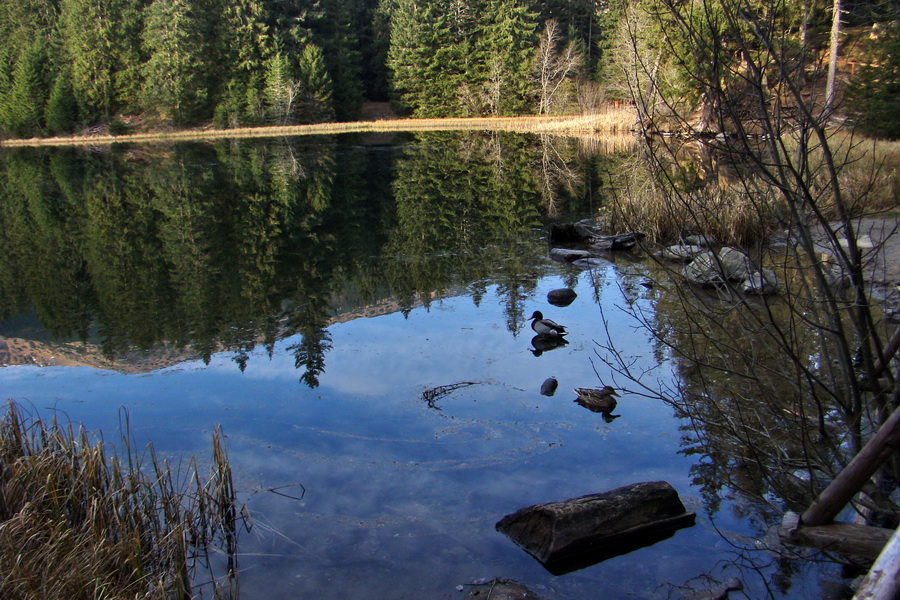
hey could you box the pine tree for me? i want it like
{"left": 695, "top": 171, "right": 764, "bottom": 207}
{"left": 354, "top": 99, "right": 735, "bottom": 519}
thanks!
{"left": 295, "top": 43, "right": 334, "bottom": 123}
{"left": 847, "top": 22, "right": 900, "bottom": 139}
{"left": 2, "top": 39, "right": 48, "bottom": 137}
{"left": 141, "top": 0, "right": 212, "bottom": 125}
{"left": 387, "top": 0, "right": 464, "bottom": 116}
{"left": 314, "top": 0, "right": 363, "bottom": 120}
{"left": 213, "top": 0, "right": 273, "bottom": 126}
{"left": 45, "top": 69, "right": 79, "bottom": 134}
{"left": 478, "top": 0, "right": 539, "bottom": 115}
{"left": 58, "top": 0, "right": 145, "bottom": 122}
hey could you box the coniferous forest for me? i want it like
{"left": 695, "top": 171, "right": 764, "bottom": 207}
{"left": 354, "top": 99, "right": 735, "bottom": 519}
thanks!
{"left": 0, "top": 0, "right": 899, "bottom": 139}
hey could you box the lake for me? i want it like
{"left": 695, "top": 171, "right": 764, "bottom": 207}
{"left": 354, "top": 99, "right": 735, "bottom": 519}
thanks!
{"left": 0, "top": 132, "right": 846, "bottom": 599}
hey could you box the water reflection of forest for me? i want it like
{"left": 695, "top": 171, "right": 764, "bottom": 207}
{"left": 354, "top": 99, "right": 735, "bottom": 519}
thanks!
{"left": 0, "top": 132, "right": 618, "bottom": 385}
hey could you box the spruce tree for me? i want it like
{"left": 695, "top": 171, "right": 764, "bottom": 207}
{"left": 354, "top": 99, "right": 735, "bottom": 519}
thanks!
{"left": 141, "top": 0, "right": 212, "bottom": 125}
{"left": 58, "top": 0, "right": 145, "bottom": 122}
{"left": 295, "top": 43, "right": 334, "bottom": 123}
{"left": 213, "top": 0, "right": 273, "bottom": 126}
{"left": 3, "top": 39, "right": 48, "bottom": 137}
{"left": 45, "top": 69, "right": 79, "bottom": 135}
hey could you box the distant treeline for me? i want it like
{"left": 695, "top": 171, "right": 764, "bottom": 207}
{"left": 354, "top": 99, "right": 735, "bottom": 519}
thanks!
{"left": 0, "top": 0, "right": 898, "bottom": 139}
{"left": 0, "top": 0, "right": 626, "bottom": 138}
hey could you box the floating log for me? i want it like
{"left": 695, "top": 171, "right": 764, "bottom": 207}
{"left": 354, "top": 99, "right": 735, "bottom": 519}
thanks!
{"left": 779, "top": 512, "right": 893, "bottom": 560}
{"left": 496, "top": 481, "right": 695, "bottom": 571}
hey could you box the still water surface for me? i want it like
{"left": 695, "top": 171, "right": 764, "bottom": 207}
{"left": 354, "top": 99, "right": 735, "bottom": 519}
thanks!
{"left": 0, "top": 133, "right": 842, "bottom": 599}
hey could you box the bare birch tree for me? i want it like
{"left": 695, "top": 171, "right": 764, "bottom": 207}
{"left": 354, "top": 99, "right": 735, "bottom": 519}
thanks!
{"left": 533, "top": 19, "right": 584, "bottom": 115}
{"left": 598, "top": 0, "right": 899, "bottom": 529}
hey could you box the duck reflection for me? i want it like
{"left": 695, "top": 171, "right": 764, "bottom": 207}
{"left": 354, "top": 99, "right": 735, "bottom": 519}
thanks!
{"left": 530, "top": 334, "right": 569, "bottom": 356}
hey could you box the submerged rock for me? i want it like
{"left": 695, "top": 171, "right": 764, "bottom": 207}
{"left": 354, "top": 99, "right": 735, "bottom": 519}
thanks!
{"left": 658, "top": 244, "right": 705, "bottom": 262}
{"left": 547, "top": 288, "right": 577, "bottom": 306}
{"left": 742, "top": 269, "right": 778, "bottom": 295}
{"left": 458, "top": 578, "right": 543, "bottom": 600}
{"left": 549, "top": 248, "right": 592, "bottom": 262}
{"left": 540, "top": 377, "right": 559, "bottom": 396}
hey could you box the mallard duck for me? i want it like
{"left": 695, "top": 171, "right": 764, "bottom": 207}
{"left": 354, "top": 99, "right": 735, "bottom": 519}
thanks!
{"left": 573, "top": 386, "right": 620, "bottom": 413}
{"left": 529, "top": 311, "right": 567, "bottom": 337}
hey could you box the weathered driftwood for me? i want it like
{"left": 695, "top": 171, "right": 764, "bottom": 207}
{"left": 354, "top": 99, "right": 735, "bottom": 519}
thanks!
{"left": 780, "top": 512, "right": 893, "bottom": 560}
{"left": 495, "top": 481, "right": 695, "bottom": 568}
{"left": 853, "top": 523, "right": 900, "bottom": 600}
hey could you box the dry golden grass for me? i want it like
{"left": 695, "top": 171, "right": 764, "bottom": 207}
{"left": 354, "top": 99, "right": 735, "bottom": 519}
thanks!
{"left": 0, "top": 107, "right": 639, "bottom": 148}
{"left": 0, "top": 401, "right": 241, "bottom": 600}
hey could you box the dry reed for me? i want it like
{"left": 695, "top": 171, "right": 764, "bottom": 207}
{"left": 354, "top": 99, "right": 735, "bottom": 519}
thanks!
{"left": 0, "top": 107, "right": 639, "bottom": 148}
{"left": 0, "top": 401, "right": 243, "bottom": 600}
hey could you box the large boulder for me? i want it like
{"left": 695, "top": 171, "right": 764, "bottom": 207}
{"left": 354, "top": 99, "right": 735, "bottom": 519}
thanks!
{"left": 682, "top": 250, "right": 724, "bottom": 287}
{"left": 682, "top": 247, "right": 754, "bottom": 287}
{"left": 495, "top": 481, "right": 695, "bottom": 567}
{"left": 718, "top": 247, "right": 754, "bottom": 281}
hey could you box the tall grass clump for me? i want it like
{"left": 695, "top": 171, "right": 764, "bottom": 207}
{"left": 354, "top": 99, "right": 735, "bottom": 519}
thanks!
{"left": 0, "top": 401, "right": 243, "bottom": 600}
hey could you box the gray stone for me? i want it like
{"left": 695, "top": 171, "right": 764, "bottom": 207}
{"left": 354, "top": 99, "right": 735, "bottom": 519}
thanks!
{"left": 547, "top": 288, "right": 577, "bottom": 306}
{"left": 682, "top": 250, "right": 725, "bottom": 287}
{"left": 658, "top": 244, "right": 705, "bottom": 262}
{"left": 718, "top": 247, "right": 754, "bottom": 281}
{"left": 549, "top": 248, "right": 592, "bottom": 262}
{"left": 540, "top": 377, "right": 558, "bottom": 396}
{"left": 683, "top": 234, "right": 718, "bottom": 247}
{"left": 573, "top": 257, "right": 610, "bottom": 269}
{"left": 459, "top": 578, "right": 543, "bottom": 600}
{"left": 743, "top": 269, "right": 778, "bottom": 295}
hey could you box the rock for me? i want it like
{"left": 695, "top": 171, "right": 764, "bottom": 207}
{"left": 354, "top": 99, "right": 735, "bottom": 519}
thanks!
{"left": 658, "top": 244, "right": 706, "bottom": 262}
{"left": 589, "top": 231, "right": 646, "bottom": 252}
{"left": 682, "top": 577, "right": 743, "bottom": 600}
{"left": 547, "top": 288, "right": 577, "bottom": 306}
{"left": 682, "top": 250, "right": 725, "bottom": 287}
{"left": 682, "top": 248, "right": 754, "bottom": 287}
{"left": 718, "top": 247, "right": 754, "bottom": 281}
{"left": 496, "top": 481, "right": 695, "bottom": 567}
{"left": 742, "top": 269, "right": 778, "bottom": 295}
{"left": 683, "top": 234, "right": 718, "bottom": 247}
{"left": 548, "top": 222, "right": 599, "bottom": 244}
{"left": 459, "top": 578, "right": 543, "bottom": 600}
{"left": 573, "top": 257, "right": 610, "bottom": 269}
{"left": 549, "top": 248, "right": 592, "bottom": 262}
{"left": 540, "top": 377, "right": 558, "bottom": 396}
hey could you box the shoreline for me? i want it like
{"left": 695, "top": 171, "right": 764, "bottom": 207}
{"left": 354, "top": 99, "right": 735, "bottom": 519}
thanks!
{"left": 0, "top": 110, "right": 637, "bottom": 148}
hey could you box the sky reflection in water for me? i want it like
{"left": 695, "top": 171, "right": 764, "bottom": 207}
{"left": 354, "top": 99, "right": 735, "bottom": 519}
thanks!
{"left": 0, "top": 134, "right": 845, "bottom": 599}
{"left": 2, "top": 265, "right": 719, "bottom": 599}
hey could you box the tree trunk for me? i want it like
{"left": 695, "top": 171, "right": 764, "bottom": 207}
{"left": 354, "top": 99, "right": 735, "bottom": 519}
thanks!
{"left": 824, "top": 0, "right": 841, "bottom": 113}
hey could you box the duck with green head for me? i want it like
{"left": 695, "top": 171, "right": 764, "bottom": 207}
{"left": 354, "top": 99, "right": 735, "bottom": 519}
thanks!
{"left": 529, "top": 311, "right": 567, "bottom": 337}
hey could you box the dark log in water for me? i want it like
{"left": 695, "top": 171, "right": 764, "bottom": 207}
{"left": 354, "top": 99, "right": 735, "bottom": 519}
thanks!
{"left": 779, "top": 511, "right": 893, "bottom": 560}
{"left": 496, "top": 481, "right": 695, "bottom": 571}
